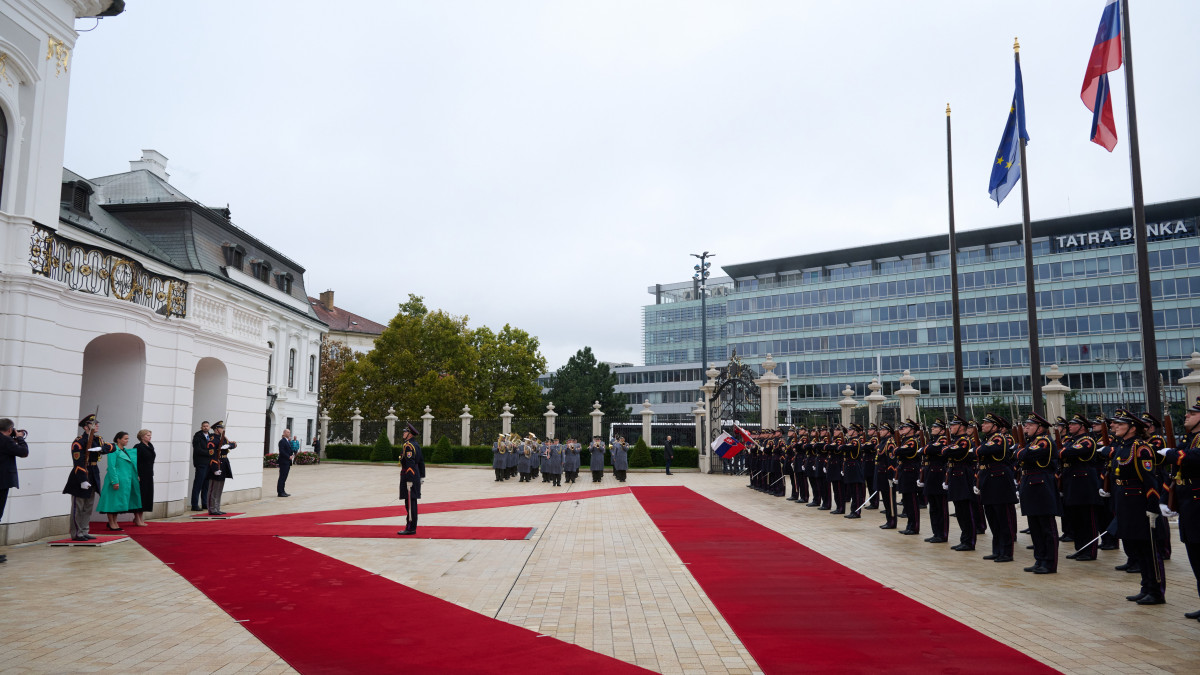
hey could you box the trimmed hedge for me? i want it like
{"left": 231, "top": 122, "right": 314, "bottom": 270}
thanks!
{"left": 263, "top": 451, "right": 321, "bottom": 468}
{"left": 323, "top": 443, "right": 700, "bottom": 467}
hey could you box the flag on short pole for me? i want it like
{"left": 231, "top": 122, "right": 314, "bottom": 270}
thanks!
{"left": 988, "top": 56, "right": 1030, "bottom": 206}
{"left": 1081, "top": 0, "right": 1122, "bottom": 151}
{"left": 711, "top": 432, "right": 745, "bottom": 459}
{"left": 731, "top": 425, "right": 754, "bottom": 446}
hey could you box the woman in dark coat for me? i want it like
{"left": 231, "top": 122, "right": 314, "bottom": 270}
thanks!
{"left": 133, "top": 429, "right": 155, "bottom": 526}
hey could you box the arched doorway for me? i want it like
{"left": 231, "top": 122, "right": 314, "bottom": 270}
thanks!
{"left": 79, "top": 334, "right": 147, "bottom": 520}
{"left": 190, "top": 358, "right": 229, "bottom": 498}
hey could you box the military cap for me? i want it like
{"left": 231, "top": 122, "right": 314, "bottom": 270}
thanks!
{"left": 1108, "top": 408, "right": 1145, "bottom": 429}
{"left": 79, "top": 413, "right": 98, "bottom": 427}
{"left": 982, "top": 413, "right": 1009, "bottom": 429}
{"left": 897, "top": 418, "right": 920, "bottom": 430}
{"left": 1067, "top": 413, "right": 1089, "bottom": 426}
{"left": 1089, "top": 414, "right": 1107, "bottom": 426}
{"left": 1054, "top": 416, "right": 1068, "bottom": 427}
{"left": 879, "top": 422, "right": 894, "bottom": 433}
{"left": 930, "top": 418, "right": 946, "bottom": 429}
{"left": 868, "top": 423, "right": 878, "bottom": 430}
{"left": 967, "top": 420, "right": 979, "bottom": 429}
{"left": 948, "top": 414, "right": 968, "bottom": 427}
{"left": 1189, "top": 396, "right": 1200, "bottom": 414}
{"left": 403, "top": 422, "right": 419, "bottom": 436}
{"left": 1139, "top": 411, "right": 1161, "bottom": 428}
{"left": 1022, "top": 412, "right": 1050, "bottom": 428}
{"left": 212, "top": 420, "right": 225, "bottom": 429}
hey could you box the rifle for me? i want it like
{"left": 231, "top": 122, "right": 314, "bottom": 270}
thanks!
{"left": 1165, "top": 414, "right": 1178, "bottom": 512}
{"left": 1013, "top": 424, "right": 1026, "bottom": 448}
{"left": 1100, "top": 421, "right": 1113, "bottom": 494}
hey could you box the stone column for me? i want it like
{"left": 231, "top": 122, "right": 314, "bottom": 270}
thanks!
{"left": 1179, "top": 352, "right": 1200, "bottom": 405}
{"left": 865, "top": 378, "right": 886, "bottom": 426}
{"left": 1043, "top": 364, "right": 1070, "bottom": 422}
{"left": 544, "top": 402, "right": 558, "bottom": 439}
{"left": 839, "top": 386, "right": 858, "bottom": 427}
{"left": 640, "top": 400, "right": 654, "bottom": 446}
{"left": 500, "top": 403, "right": 514, "bottom": 436}
{"left": 753, "top": 354, "right": 786, "bottom": 429}
{"left": 319, "top": 409, "right": 330, "bottom": 456}
{"left": 896, "top": 370, "right": 919, "bottom": 423}
{"left": 590, "top": 401, "right": 605, "bottom": 438}
{"left": 351, "top": 408, "right": 363, "bottom": 445}
{"left": 385, "top": 407, "right": 398, "bottom": 444}
{"left": 692, "top": 401, "right": 706, "bottom": 456}
{"left": 699, "top": 363, "right": 720, "bottom": 474}
{"left": 421, "top": 406, "right": 433, "bottom": 447}
{"left": 459, "top": 405, "right": 473, "bottom": 446}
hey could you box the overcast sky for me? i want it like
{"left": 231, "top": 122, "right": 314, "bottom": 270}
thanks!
{"left": 63, "top": 1, "right": 1200, "bottom": 369}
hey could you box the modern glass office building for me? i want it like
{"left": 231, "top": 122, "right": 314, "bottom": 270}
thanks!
{"left": 640, "top": 197, "right": 1200, "bottom": 416}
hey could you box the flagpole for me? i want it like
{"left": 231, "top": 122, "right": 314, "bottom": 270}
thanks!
{"left": 946, "top": 103, "right": 965, "bottom": 417}
{"left": 1119, "top": 0, "right": 1161, "bottom": 418}
{"left": 1014, "top": 38, "right": 1044, "bottom": 417}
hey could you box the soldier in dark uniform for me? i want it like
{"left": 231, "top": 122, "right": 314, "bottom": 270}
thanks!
{"left": 895, "top": 419, "right": 922, "bottom": 535}
{"left": 1107, "top": 409, "right": 1171, "bottom": 604}
{"left": 1091, "top": 414, "right": 1121, "bottom": 553}
{"left": 206, "top": 422, "right": 236, "bottom": 516}
{"left": 944, "top": 415, "right": 979, "bottom": 551}
{"left": 63, "top": 414, "right": 106, "bottom": 541}
{"left": 1142, "top": 412, "right": 1173, "bottom": 562}
{"left": 804, "top": 427, "right": 822, "bottom": 507}
{"left": 875, "top": 423, "right": 897, "bottom": 529}
{"left": 828, "top": 426, "right": 847, "bottom": 513}
{"left": 816, "top": 427, "right": 835, "bottom": 510}
{"left": 1015, "top": 412, "right": 1060, "bottom": 574}
{"left": 397, "top": 423, "right": 425, "bottom": 536}
{"left": 1060, "top": 413, "right": 1103, "bottom": 561}
{"left": 863, "top": 424, "right": 879, "bottom": 509}
{"left": 842, "top": 424, "right": 866, "bottom": 518}
{"left": 785, "top": 428, "right": 800, "bottom": 501}
{"left": 1161, "top": 396, "right": 1200, "bottom": 620}
{"left": 921, "top": 420, "right": 950, "bottom": 543}
{"left": 975, "top": 413, "right": 1018, "bottom": 561}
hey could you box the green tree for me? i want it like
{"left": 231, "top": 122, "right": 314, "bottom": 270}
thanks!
{"left": 471, "top": 324, "right": 547, "bottom": 415}
{"left": 629, "top": 438, "right": 652, "bottom": 468}
{"left": 545, "top": 347, "right": 625, "bottom": 418}
{"left": 317, "top": 335, "right": 358, "bottom": 413}
{"left": 369, "top": 431, "right": 392, "bottom": 462}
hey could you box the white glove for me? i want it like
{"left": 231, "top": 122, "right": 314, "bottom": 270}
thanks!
{"left": 1157, "top": 447, "right": 1171, "bottom": 456}
{"left": 890, "top": 479, "right": 898, "bottom": 485}
{"left": 973, "top": 486, "right": 981, "bottom": 495}
{"left": 1159, "top": 504, "right": 1175, "bottom": 518}
{"left": 81, "top": 481, "right": 91, "bottom": 490}
{"left": 1013, "top": 480, "right": 1019, "bottom": 489}
{"left": 1096, "top": 445, "right": 1108, "bottom": 453}
{"left": 917, "top": 480, "right": 925, "bottom": 488}
{"left": 941, "top": 482, "right": 948, "bottom": 490}
{"left": 840, "top": 471, "right": 845, "bottom": 476}
{"left": 221, "top": 444, "right": 231, "bottom": 450}
{"left": 214, "top": 470, "right": 222, "bottom": 476}
{"left": 1098, "top": 488, "right": 1110, "bottom": 498}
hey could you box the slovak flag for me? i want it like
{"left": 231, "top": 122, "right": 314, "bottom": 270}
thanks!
{"left": 711, "top": 432, "right": 744, "bottom": 459}
{"left": 731, "top": 425, "right": 755, "bottom": 446}
{"left": 1081, "top": 0, "right": 1122, "bottom": 152}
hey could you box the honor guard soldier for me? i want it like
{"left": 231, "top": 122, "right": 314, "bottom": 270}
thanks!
{"left": 397, "top": 423, "right": 425, "bottom": 536}
{"left": 1015, "top": 412, "right": 1060, "bottom": 574}
{"left": 785, "top": 429, "right": 801, "bottom": 502}
{"left": 804, "top": 427, "right": 822, "bottom": 507}
{"left": 875, "top": 423, "right": 898, "bottom": 529}
{"left": 206, "top": 422, "right": 236, "bottom": 516}
{"left": 945, "top": 415, "right": 982, "bottom": 552}
{"left": 63, "top": 414, "right": 106, "bottom": 541}
{"left": 1060, "top": 413, "right": 1103, "bottom": 561}
{"left": 894, "top": 419, "right": 922, "bottom": 535}
{"left": 1142, "top": 412, "right": 1173, "bottom": 562}
{"left": 842, "top": 424, "right": 866, "bottom": 518}
{"left": 1091, "top": 414, "right": 1121, "bottom": 552}
{"left": 771, "top": 429, "right": 787, "bottom": 497}
{"left": 1161, "top": 396, "right": 1200, "bottom": 621}
{"left": 1106, "top": 409, "right": 1172, "bottom": 604}
{"left": 793, "top": 427, "right": 811, "bottom": 505}
{"left": 920, "top": 420, "right": 950, "bottom": 543}
{"left": 975, "top": 413, "right": 1018, "bottom": 562}
{"left": 828, "top": 427, "right": 846, "bottom": 513}
{"left": 863, "top": 424, "right": 879, "bottom": 509}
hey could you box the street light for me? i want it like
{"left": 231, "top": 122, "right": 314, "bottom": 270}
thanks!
{"left": 691, "top": 251, "right": 714, "bottom": 378}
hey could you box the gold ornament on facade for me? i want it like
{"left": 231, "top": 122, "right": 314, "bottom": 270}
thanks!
{"left": 63, "top": 260, "right": 74, "bottom": 272}
{"left": 80, "top": 264, "right": 92, "bottom": 276}
{"left": 46, "top": 36, "right": 69, "bottom": 75}
{"left": 156, "top": 291, "right": 167, "bottom": 302}
{"left": 98, "top": 268, "right": 109, "bottom": 280}
{"left": 0, "top": 53, "right": 12, "bottom": 86}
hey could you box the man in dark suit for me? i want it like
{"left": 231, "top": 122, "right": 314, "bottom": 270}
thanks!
{"left": 190, "top": 421, "right": 211, "bottom": 511}
{"left": 664, "top": 436, "right": 675, "bottom": 475}
{"left": 277, "top": 429, "right": 295, "bottom": 497}
{"left": 0, "top": 418, "right": 30, "bottom": 563}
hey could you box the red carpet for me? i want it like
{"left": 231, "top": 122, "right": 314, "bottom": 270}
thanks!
{"left": 631, "top": 487, "right": 1057, "bottom": 675}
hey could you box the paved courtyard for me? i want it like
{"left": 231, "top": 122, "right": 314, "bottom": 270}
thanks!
{"left": 2, "top": 463, "right": 1199, "bottom": 674}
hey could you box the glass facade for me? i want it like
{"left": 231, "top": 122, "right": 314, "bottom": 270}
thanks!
{"left": 642, "top": 199, "right": 1200, "bottom": 411}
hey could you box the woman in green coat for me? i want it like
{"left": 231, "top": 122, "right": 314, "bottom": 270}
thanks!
{"left": 98, "top": 431, "right": 141, "bottom": 531}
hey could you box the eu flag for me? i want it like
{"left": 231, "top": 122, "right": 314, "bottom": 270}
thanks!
{"left": 988, "top": 58, "right": 1030, "bottom": 206}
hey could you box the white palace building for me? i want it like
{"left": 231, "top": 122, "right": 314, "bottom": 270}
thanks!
{"left": 0, "top": 1, "right": 327, "bottom": 544}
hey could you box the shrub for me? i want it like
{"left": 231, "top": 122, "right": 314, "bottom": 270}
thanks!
{"left": 629, "top": 438, "right": 652, "bottom": 468}
{"left": 369, "top": 431, "right": 393, "bottom": 462}
{"left": 325, "top": 444, "right": 372, "bottom": 460}
{"left": 430, "top": 436, "right": 453, "bottom": 463}
{"left": 294, "top": 451, "right": 320, "bottom": 465}
{"left": 263, "top": 453, "right": 279, "bottom": 468}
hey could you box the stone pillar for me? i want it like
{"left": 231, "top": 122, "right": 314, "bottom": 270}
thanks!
{"left": 896, "top": 370, "right": 919, "bottom": 423}
{"left": 1179, "top": 352, "right": 1200, "bottom": 405}
{"left": 753, "top": 354, "right": 786, "bottom": 429}
{"left": 699, "top": 363, "right": 720, "bottom": 474}
{"left": 500, "top": 403, "right": 514, "bottom": 436}
{"left": 351, "top": 408, "right": 363, "bottom": 445}
{"left": 590, "top": 401, "right": 605, "bottom": 439}
{"left": 641, "top": 400, "right": 654, "bottom": 446}
{"left": 319, "top": 409, "right": 330, "bottom": 456}
{"left": 692, "top": 401, "right": 706, "bottom": 457}
{"left": 839, "top": 386, "right": 858, "bottom": 427}
{"left": 385, "top": 407, "right": 398, "bottom": 444}
{"left": 1043, "top": 364, "right": 1070, "bottom": 423}
{"left": 421, "top": 406, "right": 433, "bottom": 447}
{"left": 544, "top": 402, "right": 558, "bottom": 439}
{"left": 459, "top": 405, "right": 473, "bottom": 447}
{"left": 865, "top": 378, "right": 886, "bottom": 426}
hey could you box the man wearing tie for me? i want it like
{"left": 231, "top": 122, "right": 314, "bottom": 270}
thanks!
{"left": 190, "top": 421, "right": 211, "bottom": 511}
{"left": 277, "top": 429, "right": 295, "bottom": 497}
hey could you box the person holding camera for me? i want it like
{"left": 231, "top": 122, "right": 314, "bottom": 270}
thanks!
{"left": 1, "top": 418, "right": 30, "bottom": 562}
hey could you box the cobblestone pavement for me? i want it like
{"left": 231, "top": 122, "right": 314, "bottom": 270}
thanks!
{"left": 2, "top": 463, "right": 1199, "bottom": 674}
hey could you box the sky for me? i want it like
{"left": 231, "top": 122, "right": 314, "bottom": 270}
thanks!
{"left": 62, "top": 1, "right": 1200, "bottom": 370}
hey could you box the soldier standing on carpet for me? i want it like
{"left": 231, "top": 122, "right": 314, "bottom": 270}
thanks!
{"left": 1060, "top": 414, "right": 1102, "bottom": 562}
{"left": 1161, "top": 396, "right": 1200, "bottom": 621}
{"left": 589, "top": 436, "right": 606, "bottom": 483}
{"left": 875, "top": 423, "right": 897, "bottom": 529}
{"left": 945, "top": 415, "right": 980, "bottom": 552}
{"left": 397, "top": 423, "right": 425, "bottom": 536}
{"left": 1105, "top": 409, "right": 1172, "bottom": 604}
{"left": 895, "top": 420, "right": 922, "bottom": 536}
{"left": 920, "top": 420, "right": 950, "bottom": 544}
{"left": 975, "top": 414, "right": 1018, "bottom": 562}
{"left": 63, "top": 414, "right": 106, "bottom": 541}
{"left": 1015, "top": 413, "right": 1060, "bottom": 574}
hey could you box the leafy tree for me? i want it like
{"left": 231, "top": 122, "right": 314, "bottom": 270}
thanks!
{"left": 317, "top": 335, "right": 359, "bottom": 413}
{"left": 629, "top": 438, "right": 651, "bottom": 468}
{"left": 545, "top": 347, "right": 625, "bottom": 418}
{"left": 471, "top": 324, "right": 546, "bottom": 415}
{"left": 369, "top": 431, "right": 392, "bottom": 462}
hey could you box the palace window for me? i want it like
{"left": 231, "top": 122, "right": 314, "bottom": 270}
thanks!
{"left": 251, "top": 259, "right": 272, "bottom": 283}
{"left": 275, "top": 271, "right": 294, "bottom": 294}
{"left": 288, "top": 348, "right": 296, "bottom": 388}
{"left": 0, "top": 110, "right": 6, "bottom": 206}
{"left": 308, "top": 354, "right": 316, "bottom": 391}
{"left": 222, "top": 242, "right": 246, "bottom": 271}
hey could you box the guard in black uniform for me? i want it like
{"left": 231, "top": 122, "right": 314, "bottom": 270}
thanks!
{"left": 842, "top": 424, "right": 866, "bottom": 518}
{"left": 895, "top": 419, "right": 922, "bottom": 535}
{"left": 1060, "top": 413, "right": 1103, "bottom": 561}
{"left": 397, "top": 423, "right": 426, "bottom": 536}
{"left": 828, "top": 426, "right": 847, "bottom": 513}
{"left": 863, "top": 424, "right": 879, "bottom": 509}
{"left": 946, "top": 415, "right": 981, "bottom": 552}
{"left": 1015, "top": 412, "right": 1060, "bottom": 574}
{"left": 63, "top": 414, "right": 106, "bottom": 541}
{"left": 1108, "top": 409, "right": 1171, "bottom": 604}
{"left": 921, "top": 420, "right": 950, "bottom": 543}
{"left": 1142, "top": 412, "right": 1173, "bottom": 562}
{"left": 875, "top": 423, "right": 897, "bottom": 529}
{"left": 1162, "top": 396, "right": 1200, "bottom": 620}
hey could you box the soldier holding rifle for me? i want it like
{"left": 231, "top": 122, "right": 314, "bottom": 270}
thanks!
{"left": 1060, "top": 414, "right": 1103, "bottom": 562}
{"left": 894, "top": 419, "right": 922, "bottom": 535}
{"left": 874, "top": 423, "right": 897, "bottom": 529}
{"left": 1160, "top": 396, "right": 1200, "bottom": 621}
{"left": 946, "top": 415, "right": 983, "bottom": 552}
{"left": 920, "top": 420, "right": 950, "bottom": 544}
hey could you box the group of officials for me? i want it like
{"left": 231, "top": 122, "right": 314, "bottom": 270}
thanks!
{"left": 491, "top": 435, "right": 633, "bottom": 485}
{"left": 740, "top": 397, "right": 1200, "bottom": 622}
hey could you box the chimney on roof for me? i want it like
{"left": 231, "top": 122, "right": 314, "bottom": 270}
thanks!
{"left": 319, "top": 290, "right": 335, "bottom": 312}
{"left": 130, "top": 149, "right": 170, "bottom": 182}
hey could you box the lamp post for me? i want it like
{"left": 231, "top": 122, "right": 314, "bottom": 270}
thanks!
{"left": 691, "top": 251, "right": 714, "bottom": 378}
